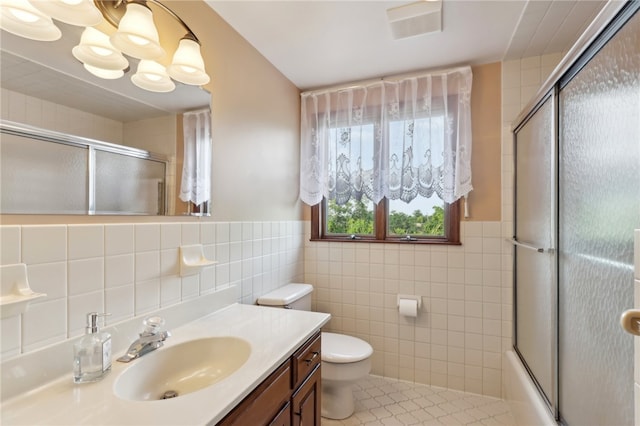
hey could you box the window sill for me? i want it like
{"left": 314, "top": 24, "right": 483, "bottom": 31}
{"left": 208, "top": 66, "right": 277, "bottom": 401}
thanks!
{"left": 308, "top": 237, "right": 461, "bottom": 246}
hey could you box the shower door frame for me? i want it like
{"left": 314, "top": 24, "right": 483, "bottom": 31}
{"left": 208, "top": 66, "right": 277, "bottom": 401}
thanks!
{"left": 512, "top": 87, "right": 559, "bottom": 420}
{"left": 511, "top": 1, "right": 640, "bottom": 423}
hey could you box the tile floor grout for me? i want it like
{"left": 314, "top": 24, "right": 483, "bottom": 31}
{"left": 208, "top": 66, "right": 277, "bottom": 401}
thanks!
{"left": 321, "top": 375, "right": 515, "bottom": 426}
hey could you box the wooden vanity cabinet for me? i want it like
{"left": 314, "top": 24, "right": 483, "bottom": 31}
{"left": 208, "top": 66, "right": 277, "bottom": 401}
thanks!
{"left": 270, "top": 402, "right": 292, "bottom": 426}
{"left": 291, "top": 332, "right": 321, "bottom": 425}
{"left": 218, "top": 332, "right": 321, "bottom": 426}
{"left": 291, "top": 365, "right": 321, "bottom": 426}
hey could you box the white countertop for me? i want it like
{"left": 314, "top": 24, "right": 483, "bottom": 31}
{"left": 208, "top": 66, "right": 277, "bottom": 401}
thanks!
{"left": 1, "top": 303, "right": 330, "bottom": 425}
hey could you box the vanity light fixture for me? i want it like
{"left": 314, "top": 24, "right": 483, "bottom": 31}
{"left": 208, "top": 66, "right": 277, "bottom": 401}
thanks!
{"left": 108, "top": 1, "right": 165, "bottom": 60}
{"left": 167, "top": 35, "right": 209, "bottom": 86}
{"left": 95, "top": 0, "right": 210, "bottom": 87}
{"left": 84, "top": 63, "right": 125, "bottom": 79}
{"left": 0, "top": 0, "right": 210, "bottom": 92}
{"left": 72, "top": 26, "right": 129, "bottom": 71}
{"left": 30, "top": 0, "right": 103, "bottom": 27}
{"left": 0, "top": 0, "right": 62, "bottom": 41}
{"left": 131, "top": 59, "right": 175, "bottom": 92}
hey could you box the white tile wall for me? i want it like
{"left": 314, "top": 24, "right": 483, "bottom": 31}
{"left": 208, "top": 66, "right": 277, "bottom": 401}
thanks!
{"left": 304, "top": 221, "right": 504, "bottom": 397}
{"left": 0, "top": 221, "right": 305, "bottom": 360}
{"left": 1, "top": 88, "right": 124, "bottom": 144}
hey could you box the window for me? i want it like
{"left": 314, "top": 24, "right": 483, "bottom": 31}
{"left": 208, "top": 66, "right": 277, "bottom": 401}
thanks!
{"left": 311, "top": 115, "right": 461, "bottom": 243}
{"left": 311, "top": 194, "right": 460, "bottom": 244}
{"left": 300, "top": 67, "right": 472, "bottom": 245}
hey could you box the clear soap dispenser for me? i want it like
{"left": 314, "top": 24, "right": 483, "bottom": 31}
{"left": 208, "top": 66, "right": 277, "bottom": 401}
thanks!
{"left": 73, "top": 312, "right": 112, "bottom": 383}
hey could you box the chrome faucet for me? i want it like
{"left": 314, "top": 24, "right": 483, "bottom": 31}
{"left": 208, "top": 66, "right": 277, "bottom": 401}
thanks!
{"left": 117, "top": 316, "right": 171, "bottom": 363}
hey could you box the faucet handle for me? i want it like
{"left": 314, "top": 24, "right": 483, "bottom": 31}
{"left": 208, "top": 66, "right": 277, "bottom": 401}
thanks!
{"left": 142, "top": 315, "right": 165, "bottom": 335}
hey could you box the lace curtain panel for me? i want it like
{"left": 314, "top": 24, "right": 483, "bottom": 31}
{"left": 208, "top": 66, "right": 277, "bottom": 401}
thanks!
{"left": 180, "top": 109, "right": 212, "bottom": 205}
{"left": 300, "top": 66, "right": 473, "bottom": 206}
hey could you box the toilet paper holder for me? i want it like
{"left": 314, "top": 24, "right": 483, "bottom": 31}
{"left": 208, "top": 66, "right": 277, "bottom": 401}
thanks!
{"left": 397, "top": 294, "right": 422, "bottom": 309}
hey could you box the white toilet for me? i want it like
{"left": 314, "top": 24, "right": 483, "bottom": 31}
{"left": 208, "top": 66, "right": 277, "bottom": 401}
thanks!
{"left": 257, "top": 283, "right": 373, "bottom": 420}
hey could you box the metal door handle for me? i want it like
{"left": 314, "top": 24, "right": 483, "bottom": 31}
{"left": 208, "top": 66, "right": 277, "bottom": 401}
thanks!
{"left": 620, "top": 309, "right": 640, "bottom": 335}
{"left": 507, "top": 238, "right": 553, "bottom": 254}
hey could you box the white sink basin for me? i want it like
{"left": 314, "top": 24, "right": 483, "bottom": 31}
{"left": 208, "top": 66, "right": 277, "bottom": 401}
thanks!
{"left": 114, "top": 337, "right": 251, "bottom": 401}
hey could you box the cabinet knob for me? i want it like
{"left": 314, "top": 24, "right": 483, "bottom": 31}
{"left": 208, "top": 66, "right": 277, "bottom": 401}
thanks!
{"left": 305, "top": 351, "right": 319, "bottom": 366}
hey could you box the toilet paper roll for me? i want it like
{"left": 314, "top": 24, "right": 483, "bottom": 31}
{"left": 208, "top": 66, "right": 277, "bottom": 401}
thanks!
{"left": 398, "top": 298, "right": 418, "bottom": 317}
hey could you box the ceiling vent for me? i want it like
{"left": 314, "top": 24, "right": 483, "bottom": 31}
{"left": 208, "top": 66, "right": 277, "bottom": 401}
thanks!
{"left": 387, "top": 0, "right": 442, "bottom": 40}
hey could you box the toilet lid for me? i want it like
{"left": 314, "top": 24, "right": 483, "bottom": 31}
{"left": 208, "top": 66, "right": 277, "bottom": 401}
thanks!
{"left": 256, "top": 283, "right": 313, "bottom": 306}
{"left": 321, "top": 332, "right": 373, "bottom": 363}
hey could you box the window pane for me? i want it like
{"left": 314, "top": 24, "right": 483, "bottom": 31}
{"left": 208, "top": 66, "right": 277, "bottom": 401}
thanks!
{"left": 389, "top": 116, "right": 445, "bottom": 168}
{"left": 326, "top": 198, "right": 375, "bottom": 235}
{"left": 388, "top": 196, "right": 445, "bottom": 236}
{"left": 327, "top": 124, "right": 375, "bottom": 204}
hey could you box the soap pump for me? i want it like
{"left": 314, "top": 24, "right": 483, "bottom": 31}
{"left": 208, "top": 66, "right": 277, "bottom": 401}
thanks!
{"left": 73, "top": 312, "right": 112, "bottom": 384}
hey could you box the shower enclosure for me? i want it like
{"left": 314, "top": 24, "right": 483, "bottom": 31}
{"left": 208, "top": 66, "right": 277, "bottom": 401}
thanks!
{"left": 512, "top": 2, "right": 640, "bottom": 425}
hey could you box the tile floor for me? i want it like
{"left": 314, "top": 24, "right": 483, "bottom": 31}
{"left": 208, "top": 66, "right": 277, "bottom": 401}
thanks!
{"left": 321, "top": 375, "right": 515, "bottom": 426}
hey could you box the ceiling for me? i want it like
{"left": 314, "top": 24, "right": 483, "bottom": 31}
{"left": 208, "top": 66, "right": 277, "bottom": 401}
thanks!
{"left": 205, "top": 0, "right": 607, "bottom": 90}
{"left": 0, "top": 0, "right": 607, "bottom": 121}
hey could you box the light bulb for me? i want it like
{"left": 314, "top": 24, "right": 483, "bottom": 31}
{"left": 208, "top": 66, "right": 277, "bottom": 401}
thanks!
{"left": 84, "top": 64, "right": 124, "bottom": 80}
{"left": 9, "top": 8, "right": 39, "bottom": 22}
{"left": 89, "top": 45, "right": 113, "bottom": 57}
{"left": 127, "top": 34, "right": 150, "bottom": 46}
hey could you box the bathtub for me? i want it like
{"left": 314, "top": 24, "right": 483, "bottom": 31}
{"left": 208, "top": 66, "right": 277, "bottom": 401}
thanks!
{"left": 503, "top": 350, "right": 557, "bottom": 426}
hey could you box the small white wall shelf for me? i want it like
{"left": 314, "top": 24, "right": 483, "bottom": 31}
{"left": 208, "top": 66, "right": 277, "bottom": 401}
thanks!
{"left": 179, "top": 244, "right": 217, "bottom": 277}
{"left": 0, "top": 263, "right": 46, "bottom": 319}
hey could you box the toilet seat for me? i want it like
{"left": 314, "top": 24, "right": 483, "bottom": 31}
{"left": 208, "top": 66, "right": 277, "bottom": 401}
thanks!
{"left": 321, "top": 332, "right": 373, "bottom": 363}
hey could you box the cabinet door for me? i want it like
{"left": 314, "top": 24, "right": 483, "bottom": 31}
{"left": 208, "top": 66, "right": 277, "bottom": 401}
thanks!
{"left": 291, "top": 365, "right": 321, "bottom": 426}
{"left": 218, "top": 361, "right": 292, "bottom": 426}
{"left": 270, "top": 402, "right": 291, "bottom": 426}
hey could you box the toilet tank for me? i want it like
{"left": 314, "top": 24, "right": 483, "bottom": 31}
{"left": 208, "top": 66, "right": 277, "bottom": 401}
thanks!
{"left": 256, "top": 283, "right": 313, "bottom": 311}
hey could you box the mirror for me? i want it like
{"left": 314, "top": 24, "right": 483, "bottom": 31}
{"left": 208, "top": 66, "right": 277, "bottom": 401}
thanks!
{"left": 0, "top": 19, "right": 211, "bottom": 216}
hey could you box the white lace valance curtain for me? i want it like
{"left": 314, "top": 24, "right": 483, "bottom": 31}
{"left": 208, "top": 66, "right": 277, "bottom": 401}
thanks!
{"left": 300, "top": 66, "right": 473, "bottom": 206}
{"left": 180, "top": 109, "right": 212, "bottom": 205}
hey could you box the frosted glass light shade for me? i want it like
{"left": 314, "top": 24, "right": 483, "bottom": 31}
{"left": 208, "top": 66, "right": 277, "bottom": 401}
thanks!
{"left": 72, "top": 27, "right": 128, "bottom": 71}
{"left": 167, "top": 38, "right": 210, "bottom": 85}
{"left": 84, "top": 64, "right": 124, "bottom": 80}
{"left": 110, "top": 2, "right": 164, "bottom": 60}
{"left": 131, "top": 60, "right": 175, "bottom": 93}
{"left": 0, "top": 0, "right": 61, "bottom": 41}
{"left": 30, "top": 0, "right": 103, "bottom": 26}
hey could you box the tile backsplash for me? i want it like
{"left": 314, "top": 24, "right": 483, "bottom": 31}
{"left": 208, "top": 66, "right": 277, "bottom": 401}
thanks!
{"left": 0, "top": 221, "right": 305, "bottom": 359}
{"left": 304, "top": 221, "right": 509, "bottom": 398}
{"left": 2, "top": 219, "right": 512, "bottom": 399}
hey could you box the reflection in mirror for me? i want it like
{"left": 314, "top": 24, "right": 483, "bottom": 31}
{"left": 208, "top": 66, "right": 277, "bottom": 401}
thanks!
{"left": 1, "top": 121, "right": 168, "bottom": 215}
{"left": 0, "top": 18, "right": 211, "bottom": 216}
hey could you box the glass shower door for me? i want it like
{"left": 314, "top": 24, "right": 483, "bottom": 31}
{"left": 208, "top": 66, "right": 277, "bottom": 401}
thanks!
{"left": 513, "top": 96, "right": 555, "bottom": 409}
{"left": 558, "top": 8, "right": 640, "bottom": 425}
